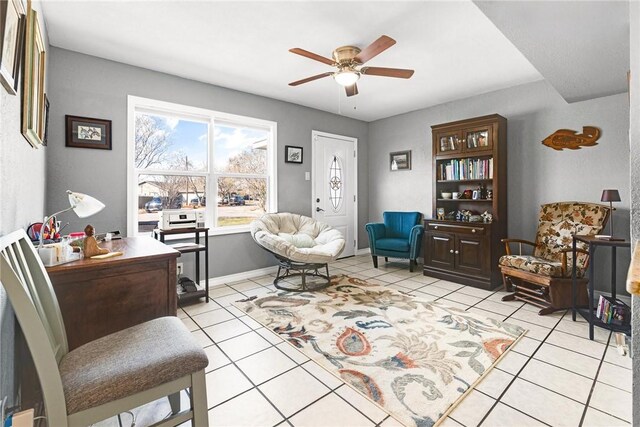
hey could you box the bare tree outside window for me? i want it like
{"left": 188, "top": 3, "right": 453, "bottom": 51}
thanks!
{"left": 225, "top": 148, "right": 267, "bottom": 210}
{"left": 134, "top": 114, "right": 172, "bottom": 169}
{"left": 132, "top": 100, "right": 275, "bottom": 234}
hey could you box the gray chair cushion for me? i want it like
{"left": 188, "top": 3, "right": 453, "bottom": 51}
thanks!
{"left": 59, "top": 316, "right": 208, "bottom": 414}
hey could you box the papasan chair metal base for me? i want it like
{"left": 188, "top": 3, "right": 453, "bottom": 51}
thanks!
{"left": 274, "top": 256, "right": 331, "bottom": 292}
{"left": 250, "top": 213, "right": 346, "bottom": 293}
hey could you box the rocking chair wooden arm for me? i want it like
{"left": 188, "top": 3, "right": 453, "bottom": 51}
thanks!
{"left": 558, "top": 247, "right": 590, "bottom": 276}
{"left": 501, "top": 238, "right": 537, "bottom": 255}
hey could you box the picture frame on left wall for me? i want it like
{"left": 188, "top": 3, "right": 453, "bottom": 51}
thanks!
{"left": 21, "top": 4, "right": 46, "bottom": 147}
{"left": 65, "top": 115, "right": 112, "bottom": 150}
{"left": 0, "top": 0, "right": 26, "bottom": 95}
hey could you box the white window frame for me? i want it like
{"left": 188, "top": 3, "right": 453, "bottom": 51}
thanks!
{"left": 127, "top": 95, "right": 277, "bottom": 237}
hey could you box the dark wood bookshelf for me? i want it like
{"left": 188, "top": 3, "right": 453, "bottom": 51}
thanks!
{"left": 424, "top": 114, "right": 507, "bottom": 290}
{"left": 436, "top": 199, "right": 493, "bottom": 202}
{"left": 437, "top": 178, "right": 494, "bottom": 183}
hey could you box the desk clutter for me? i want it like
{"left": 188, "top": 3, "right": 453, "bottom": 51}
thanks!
{"left": 28, "top": 219, "right": 123, "bottom": 266}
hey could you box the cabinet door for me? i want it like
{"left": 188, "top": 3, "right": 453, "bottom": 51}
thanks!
{"left": 435, "top": 130, "right": 462, "bottom": 155}
{"left": 462, "top": 123, "right": 495, "bottom": 153}
{"left": 425, "top": 232, "right": 455, "bottom": 270}
{"left": 455, "top": 236, "right": 489, "bottom": 276}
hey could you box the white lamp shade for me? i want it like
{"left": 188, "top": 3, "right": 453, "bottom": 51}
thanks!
{"left": 333, "top": 71, "right": 360, "bottom": 87}
{"left": 67, "top": 191, "right": 105, "bottom": 218}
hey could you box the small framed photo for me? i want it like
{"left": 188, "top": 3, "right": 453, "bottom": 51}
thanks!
{"left": 65, "top": 115, "right": 112, "bottom": 150}
{"left": 285, "top": 145, "right": 303, "bottom": 164}
{"left": 437, "top": 207, "right": 445, "bottom": 220}
{"left": 390, "top": 150, "right": 411, "bottom": 171}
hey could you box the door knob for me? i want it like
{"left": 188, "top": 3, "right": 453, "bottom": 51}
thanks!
{"left": 455, "top": 250, "right": 459, "bottom": 254}
{"left": 449, "top": 249, "right": 454, "bottom": 253}
{"left": 472, "top": 229, "right": 476, "bottom": 233}
{"left": 316, "top": 207, "right": 325, "bottom": 212}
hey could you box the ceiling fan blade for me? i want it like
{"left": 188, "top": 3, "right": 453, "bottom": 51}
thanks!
{"left": 289, "top": 48, "right": 335, "bottom": 66}
{"left": 289, "top": 72, "right": 333, "bottom": 86}
{"left": 361, "top": 66, "right": 414, "bottom": 79}
{"left": 345, "top": 83, "right": 359, "bottom": 97}
{"left": 354, "top": 35, "right": 396, "bottom": 64}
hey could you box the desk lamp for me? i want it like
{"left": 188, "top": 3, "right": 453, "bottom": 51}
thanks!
{"left": 39, "top": 191, "right": 105, "bottom": 248}
{"left": 601, "top": 189, "right": 622, "bottom": 240}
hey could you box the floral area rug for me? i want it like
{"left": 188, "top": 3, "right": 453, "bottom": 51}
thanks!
{"left": 233, "top": 275, "right": 526, "bottom": 427}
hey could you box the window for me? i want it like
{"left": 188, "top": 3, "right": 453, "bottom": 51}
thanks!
{"left": 128, "top": 96, "right": 277, "bottom": 235}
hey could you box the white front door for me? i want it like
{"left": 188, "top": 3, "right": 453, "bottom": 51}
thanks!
{"left": 312, "top": 131, "right": 357, "bottom": 258}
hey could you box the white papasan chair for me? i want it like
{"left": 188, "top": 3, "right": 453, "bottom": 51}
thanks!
{"left": 250, "top": 213, "right": 346, "bottom": 291}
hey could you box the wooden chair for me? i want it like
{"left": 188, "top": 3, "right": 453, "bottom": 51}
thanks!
{"left": 499, "top": 202, "right": 610, "bottom": 315}
{"left": 0, "top": 230, "right": 209, "bottom": 426}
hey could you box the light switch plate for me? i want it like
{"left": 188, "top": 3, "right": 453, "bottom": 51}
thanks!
{"left": 305, "top": 172, "right": 310, "bottom": 181}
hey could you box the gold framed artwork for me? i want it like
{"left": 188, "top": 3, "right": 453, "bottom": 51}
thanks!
{"left": 21, "top": 3, "right": 46, "bottom": 148}
{"left": 0, "top": 0, "right": 25, "bottom": 94}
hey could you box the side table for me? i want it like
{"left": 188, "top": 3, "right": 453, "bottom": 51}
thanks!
{"left": 571, "top": 235, "right": 631, "bottom": 340}
{"left": 154, "top": 227, "right": 209, "bottom": 303}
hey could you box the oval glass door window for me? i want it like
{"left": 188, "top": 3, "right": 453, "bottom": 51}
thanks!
{"left": 329, "top": 155, "right": 343, "bottom": 212}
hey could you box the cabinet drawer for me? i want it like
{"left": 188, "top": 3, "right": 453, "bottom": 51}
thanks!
{"left": 427, "top": 223, "right": 486, "bottom": 235}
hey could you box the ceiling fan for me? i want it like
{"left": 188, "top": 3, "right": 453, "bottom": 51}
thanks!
{"left": 288, "top": 35, "right": 414, "bottom": 97}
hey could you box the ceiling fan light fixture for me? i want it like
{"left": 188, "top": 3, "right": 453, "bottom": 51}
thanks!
{"left": 333, "top": 70, "right": 360, "bottom": 87}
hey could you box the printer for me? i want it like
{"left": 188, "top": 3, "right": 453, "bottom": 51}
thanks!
{"left": 159, "top": 209, "right": 206, "bottom": 230}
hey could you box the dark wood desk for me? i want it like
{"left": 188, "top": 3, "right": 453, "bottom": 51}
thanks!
{"left": 46, "top": 237, "right": 180, "bottom": 350}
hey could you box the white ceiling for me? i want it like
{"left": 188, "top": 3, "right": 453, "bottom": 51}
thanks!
{"left": 475, "top": 1, "right": 629, "bottom": 103}
{"left": 41, "top": 1, "right": 547, "bottom": 122}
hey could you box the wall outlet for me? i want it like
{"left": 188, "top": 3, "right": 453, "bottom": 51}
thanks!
{"left": 177, "top": 263, "right": 184, "bottom": 276}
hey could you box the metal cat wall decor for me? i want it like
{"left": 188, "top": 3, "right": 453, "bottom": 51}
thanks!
{"left": 542, "top": 126, "right": 601, "bottom": 151}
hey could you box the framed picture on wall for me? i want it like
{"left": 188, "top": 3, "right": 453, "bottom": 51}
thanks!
{"left": 42, "top": 94, "right": 49, "bottom": 146}
{"left": 21, "top": 5, "right": 46, "bottom": 147}
{"left": 0, "top": 0, "right": 25, "bottom": 95}
{"left": 65, "top": 115, "right": 112, "bottom": 150}
{"left": 390, "top": 150, "right": 411, "bottom": 171}
{"left": 285, "top": 145, "right": 303, "bottom": 164}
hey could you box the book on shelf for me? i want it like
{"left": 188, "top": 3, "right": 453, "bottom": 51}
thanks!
{"left": 595, "top": 295, "right": 629, "bottom": 325}
{"left": 438, "top": 158, "right": 493, "bottom": 181}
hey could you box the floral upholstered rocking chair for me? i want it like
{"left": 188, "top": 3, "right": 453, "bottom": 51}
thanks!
{"left": 499, "top": 202, "right": 610, "bottom": 315}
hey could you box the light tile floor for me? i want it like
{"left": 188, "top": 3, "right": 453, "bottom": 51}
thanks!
{"left": 99, "top": 255, "right": 633, "bottom": 427}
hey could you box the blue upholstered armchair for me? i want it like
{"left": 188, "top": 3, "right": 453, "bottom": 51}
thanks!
{"left": 365, "top": 211, "right": 424, "bottom": 272}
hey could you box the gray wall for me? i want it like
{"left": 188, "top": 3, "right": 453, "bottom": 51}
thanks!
{"left": 629, "top": 1, "right": 639, "bottom": 424}
{"left": 368, "top": 80, "right": 630, "bottom": 293}
{"left": 0, "top": 0, "right": 49, "bottom": 407}
{"left": 46, "top": 47, "right": 369, "bottom": 278}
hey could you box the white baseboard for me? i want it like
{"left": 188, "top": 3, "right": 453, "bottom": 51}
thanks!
{"left": 355, "top": 247, "right": 371, "bottom": 256}
{"left": 205, "top": 265, "right": 278, "bottom": 287}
